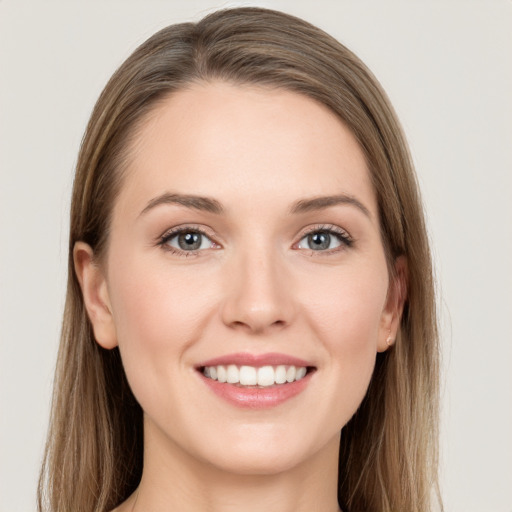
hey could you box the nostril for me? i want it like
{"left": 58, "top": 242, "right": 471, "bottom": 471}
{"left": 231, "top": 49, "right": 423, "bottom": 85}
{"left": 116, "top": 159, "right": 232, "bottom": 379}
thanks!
{"left": 227, "top": 318, "right": 287, "bottom": 333}
{"left": 231, "top": 320, "right": 251, "bottom": 331}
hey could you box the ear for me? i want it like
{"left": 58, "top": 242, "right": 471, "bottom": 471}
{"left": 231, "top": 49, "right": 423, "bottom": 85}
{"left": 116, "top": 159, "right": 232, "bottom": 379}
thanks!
{"left": 377, "top": 255, "right": 408, "bottom": 353}
{"left": 73, "top": 241, "right": 118, "bottom": 349}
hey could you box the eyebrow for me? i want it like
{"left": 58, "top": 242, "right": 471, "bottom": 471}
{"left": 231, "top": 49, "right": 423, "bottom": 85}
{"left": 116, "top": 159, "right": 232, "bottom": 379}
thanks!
{"left": 140, "top": 192, "right": 224, "bottom": 216}
{"left": 139, "top": 192, "right": 370, "bottom": 218}
{"left": 290, "top": 194, "right": 371, "bottom": 218}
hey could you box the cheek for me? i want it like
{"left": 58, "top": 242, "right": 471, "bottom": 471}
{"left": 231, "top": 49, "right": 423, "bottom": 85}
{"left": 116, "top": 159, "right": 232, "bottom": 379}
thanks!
{"left": 106, "top": 255, "right": 218, "bottom": 405}
{"left": 108, "top": 254, "right": 217, "bottom": 344}
{"left": 305, "top": 261, "right": 387, "bottom": 349}
{"left": 302, "top": 262, "right": 388, "bottom": 408}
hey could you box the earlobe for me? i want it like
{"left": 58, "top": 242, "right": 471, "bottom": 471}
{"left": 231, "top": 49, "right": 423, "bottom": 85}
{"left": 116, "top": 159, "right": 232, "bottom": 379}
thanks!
{"left": 377, "top": 255, "right": 408, "bottom": 353}
{"left": 73, "top": 241, "right": 118, "bottom": 349}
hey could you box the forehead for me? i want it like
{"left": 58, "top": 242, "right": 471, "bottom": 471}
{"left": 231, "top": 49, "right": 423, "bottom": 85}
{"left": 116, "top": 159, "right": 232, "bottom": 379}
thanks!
{"left": 116, "top": 81, "right": 376, "bottom": 219}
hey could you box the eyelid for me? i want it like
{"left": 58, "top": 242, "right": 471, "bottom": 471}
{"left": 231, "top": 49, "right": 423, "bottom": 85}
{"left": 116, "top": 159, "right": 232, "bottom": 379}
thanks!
{"left": 293, "top": 224, "right": 354, "bottom": 251}
{"left": 298, "top": 224, "right": 353, "bottom": 241}
{"left": 157, "top": 224, "right": 222, "bottom": 255}
{"left": 158, "top": 223, "right": 218, "bottom": 241}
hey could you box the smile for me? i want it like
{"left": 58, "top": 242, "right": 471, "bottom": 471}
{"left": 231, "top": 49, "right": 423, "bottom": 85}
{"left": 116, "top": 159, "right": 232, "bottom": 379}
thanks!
{"left": 202, "top": 364, "right": 308, "bottom": 387}
{"left": 196, "top": 353, "right": 316, "bottom": 409}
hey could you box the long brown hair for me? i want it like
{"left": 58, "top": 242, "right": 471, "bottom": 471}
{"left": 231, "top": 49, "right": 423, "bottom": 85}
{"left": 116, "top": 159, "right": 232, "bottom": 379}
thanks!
{"left": 38, "top": 7, "right": 441, "bottom": 512}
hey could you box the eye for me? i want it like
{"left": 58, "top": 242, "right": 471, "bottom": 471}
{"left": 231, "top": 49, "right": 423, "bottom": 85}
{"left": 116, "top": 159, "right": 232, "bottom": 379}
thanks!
{"left": 159, "top": 228, "right": 218, "bottom": 254}
{"left": 296, "top": 227, "right": 352, "bottom": 252}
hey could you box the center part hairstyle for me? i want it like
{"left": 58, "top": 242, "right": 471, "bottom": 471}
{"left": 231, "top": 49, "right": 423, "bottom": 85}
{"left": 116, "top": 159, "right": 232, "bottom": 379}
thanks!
{"left": 39, "top": 7, "right": 441, "bottom": 512}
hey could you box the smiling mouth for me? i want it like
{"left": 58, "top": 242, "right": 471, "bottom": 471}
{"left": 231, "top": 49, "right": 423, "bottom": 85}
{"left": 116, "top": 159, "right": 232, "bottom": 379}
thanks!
{"left": 200, "top": 364, "right": 316, "bottom": 388}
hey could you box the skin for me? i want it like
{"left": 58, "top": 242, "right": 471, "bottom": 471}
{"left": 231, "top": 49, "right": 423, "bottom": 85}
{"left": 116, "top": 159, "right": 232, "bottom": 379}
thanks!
{"left": 75, "top": 82, "right": 405, "bottom": 512}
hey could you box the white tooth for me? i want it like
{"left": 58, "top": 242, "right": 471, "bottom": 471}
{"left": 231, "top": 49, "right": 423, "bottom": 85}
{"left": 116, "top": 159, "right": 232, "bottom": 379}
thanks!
{"left": 209, "top": 366, "right": 217, "bottom": 380}
{"left": 217, "top": 365, "right": 227, "bottom": 383}
{"left": 239, "top": 366, "right": 257, "bottom": 385}
{"left": 203, "top": 367, "right": 210, "bottom": 378}
{"left": 295, "top": 367, "right": 307, "bottom": 380}
{"left": 257, "top": 366, "right": 275, "bottom": 387}
{"left": 226, "top": 364, "right": 240, "bottom": 384}
{"left": 286, "top": 366, "right": 296, "bottom": 383}
{"left": 275, "top": 365, "right": 287, "bottom": 384}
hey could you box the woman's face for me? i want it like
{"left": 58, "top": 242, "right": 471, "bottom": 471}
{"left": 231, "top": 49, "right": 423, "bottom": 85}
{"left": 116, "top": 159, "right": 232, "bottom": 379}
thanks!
{"left": 83, "top": 82, "right": 399, "bottom": 475}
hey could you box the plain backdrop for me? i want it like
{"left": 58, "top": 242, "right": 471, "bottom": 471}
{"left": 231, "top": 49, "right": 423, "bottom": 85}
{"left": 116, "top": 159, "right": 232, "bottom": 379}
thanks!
{"left": 1, "top": 1, "right": 511, "bottom": 511}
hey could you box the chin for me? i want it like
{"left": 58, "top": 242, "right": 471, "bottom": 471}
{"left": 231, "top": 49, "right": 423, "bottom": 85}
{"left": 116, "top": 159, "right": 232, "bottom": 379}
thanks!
{"left": 191, "top": 422, "right": 339, "bottom": 477}
{"left": 202, "top": 444, "right": 312, "bottom": 476}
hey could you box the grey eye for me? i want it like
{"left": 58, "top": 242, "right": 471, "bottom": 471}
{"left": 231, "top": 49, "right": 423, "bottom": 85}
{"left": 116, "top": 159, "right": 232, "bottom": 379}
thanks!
{"left": 178, "top": 232, "right": 202, "bottom": 250}
{"left": 297, "top": 231, "right": 343, "bottom": 251}
{"left": 167, "top": 231, "right": 214, "bottom": 251}
{"left": 308, "top": 232, "right": 330, "bottom": 250}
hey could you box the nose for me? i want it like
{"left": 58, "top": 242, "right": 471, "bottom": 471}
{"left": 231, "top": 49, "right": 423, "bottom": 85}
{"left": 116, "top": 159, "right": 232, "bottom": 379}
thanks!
{"left": 220, "top": 247, "right": 296, "bottom": 335}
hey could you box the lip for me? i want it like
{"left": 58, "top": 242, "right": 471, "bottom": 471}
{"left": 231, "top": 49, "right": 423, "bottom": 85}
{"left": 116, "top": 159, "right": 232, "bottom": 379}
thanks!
{"left": 196, "top": 352, "right": 316, "bottom": 410}
{"left": 197, "top": 352, "right": 313, "bottom": 368}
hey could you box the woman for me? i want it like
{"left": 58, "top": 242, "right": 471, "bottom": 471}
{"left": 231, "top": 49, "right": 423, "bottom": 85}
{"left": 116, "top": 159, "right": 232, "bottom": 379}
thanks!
{"left": 38, "top": 7, "right": 441, "bottom": 512}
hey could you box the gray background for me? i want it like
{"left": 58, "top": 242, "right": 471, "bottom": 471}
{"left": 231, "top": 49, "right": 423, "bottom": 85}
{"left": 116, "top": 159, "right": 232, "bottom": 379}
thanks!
{"left": 1, "top": 1, "right": 511, "bottom": 511}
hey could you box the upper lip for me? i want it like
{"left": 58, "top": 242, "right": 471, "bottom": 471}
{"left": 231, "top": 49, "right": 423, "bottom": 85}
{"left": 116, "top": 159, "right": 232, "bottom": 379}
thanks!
{"left": 197, "top": 352, "right": 314, "bottom": 369}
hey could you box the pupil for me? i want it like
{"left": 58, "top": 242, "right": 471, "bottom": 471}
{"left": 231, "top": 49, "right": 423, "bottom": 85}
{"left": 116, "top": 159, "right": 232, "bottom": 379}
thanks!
{"left": 309, "top": 232, "right": 330, "bottom": 250}
{"left": 178, "top": 232, "right": 201, "bottom": 250}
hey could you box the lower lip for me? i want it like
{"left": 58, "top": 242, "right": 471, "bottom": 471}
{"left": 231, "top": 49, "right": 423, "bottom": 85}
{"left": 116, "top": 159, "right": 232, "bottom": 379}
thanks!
{"left": 199, "top": 371, "right": 313, "bottom": 409}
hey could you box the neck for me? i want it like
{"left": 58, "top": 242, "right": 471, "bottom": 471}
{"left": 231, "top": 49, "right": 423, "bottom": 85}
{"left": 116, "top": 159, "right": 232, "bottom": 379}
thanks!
{"left": 123, "top": 417, "right": 341, "bottom": 512}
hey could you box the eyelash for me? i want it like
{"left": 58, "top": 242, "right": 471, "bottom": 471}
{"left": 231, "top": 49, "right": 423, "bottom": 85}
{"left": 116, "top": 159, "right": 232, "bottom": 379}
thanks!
{"left": 296, "top": 224, "right": 354, "bottom": 254}
{"left": 157, "top": 224, "right": 354, "bottom": 257}
{"left": 157, "top": 225, "right": 219, "bottom": 257}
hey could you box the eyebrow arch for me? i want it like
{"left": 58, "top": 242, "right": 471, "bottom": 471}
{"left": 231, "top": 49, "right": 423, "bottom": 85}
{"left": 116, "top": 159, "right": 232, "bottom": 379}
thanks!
{"left": 139, "top": 192, "right": 370, "bottom": 219}
{"left": 139, "top": 192, "right": 224, "bottom": 216}
{"left": 290, "top": 194, "right": 371, "bottom": 218}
